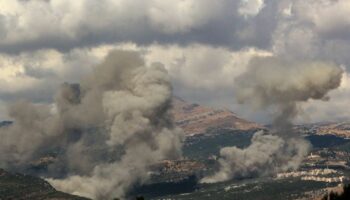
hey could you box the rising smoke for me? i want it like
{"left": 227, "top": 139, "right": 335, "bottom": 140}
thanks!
{"left": 201, "top": 57, "right": 343, "bottom": 183}
{"left": 0, "top": 50, "right": 183, "bottom": 199}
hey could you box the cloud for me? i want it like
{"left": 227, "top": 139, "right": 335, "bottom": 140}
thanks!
{"left": 1, "top": 0, "right": 350, "bottom": 123}
{"left": 292, "top": 0, "right": 350, "bottom": 39}
{"left": 1, "top": 41, "right": 350, "bottom": 124}
{"left": 0, "top": 0, "right": 225, "bottom": 52}
{"left": 0, "top": 48, "right": 98, "bottom": 103}
{"left": 0, "top": 0, "right": 279, "bottom": 53}
{"left": 147, "top": 0, "right": 225, "bottom": 34}
{"left": 144, "top": 44, "right": 272, "bottom": 90}
{"left": 272, "top": 0, "right": 350, "bottom": 68}
{"left": 238, "top": 0, "right": 265, "bottom": 18}
{"left": 0, "top": 43, "right": 272, "bottom": 117}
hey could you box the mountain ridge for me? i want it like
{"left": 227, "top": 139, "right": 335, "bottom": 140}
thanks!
{"left": 171, "top": 97, "right": 263, "bottom": 136}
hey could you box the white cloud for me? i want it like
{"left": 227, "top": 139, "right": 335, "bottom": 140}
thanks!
{"left": 1, "top": 39, "right": 350, "bottom": 124}
{"left": 0, "top": 43, "right": 273, "bottom": 119}
{"left": 0, "top": 43, "right": 271, "bottom": 96}
{"left": 0, "top": 0, "right": 350, "bottom": 124}
{"left": 272, "top": 22, "right": 320, "bottom": 59}
{"left": 0, "top": 0, "right": 236, "bottom": 52}
{"left": 293, "top": 0, "right": 350, "bottom": 37}
{"left": 144, "top": 44, "right": 272, "bottom": 89}
{"left": 238, "top": 0, "right": 265, "bottom": 18}
{"left": 271, "top": 0, "right": 350, "bottom": 67}
{"left": 0, "top": 48, "right": 99, "bottom": 101}
{"left": 148, "top": 0, "right": 224, "bottom": 34}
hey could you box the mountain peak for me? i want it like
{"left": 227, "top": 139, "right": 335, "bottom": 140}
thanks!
{"left": 171, "top": 97, "right": 262, "bottom": 135}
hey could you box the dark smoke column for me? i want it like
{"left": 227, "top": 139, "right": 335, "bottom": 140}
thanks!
{"left": 201, "top": 57, "right": 343, "bottom": 183}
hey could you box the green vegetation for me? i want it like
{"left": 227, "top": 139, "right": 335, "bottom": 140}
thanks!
{"left": 153, "top": 178, "right": 333, "bottom": 200}
{"left": 336, "top": 141, "right": 350, "bottom": 152}
{"left": 306, "top": 135, "right": 349, "bottom": 149}
{"left": 183, "top": 130, "right": 253, "bottom": 159}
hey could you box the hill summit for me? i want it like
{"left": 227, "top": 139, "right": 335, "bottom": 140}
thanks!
{"left": 171, "top": 97, "right": 262, "bottom": 135}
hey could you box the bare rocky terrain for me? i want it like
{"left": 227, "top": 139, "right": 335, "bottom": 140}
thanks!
{"left": 315, "top": 122, "right": 350, "bottom": 138}
{"left": 171, "top": 97, "right": 262, "bottom": 135}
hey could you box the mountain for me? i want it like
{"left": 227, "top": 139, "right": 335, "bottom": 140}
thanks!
{"left": 171, "top": 97, "right": 262, "bottom": 136}
{"left": 0, "top": 169, "right": 90, "bottom": 200}
{"left": 315, "top": 122, "right": 350, "bottom": 138}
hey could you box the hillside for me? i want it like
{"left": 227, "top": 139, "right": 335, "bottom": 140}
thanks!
{"left": 171, "top": 97, "right": 262, "bottom": 135}
{"left": 0, "top": 169, "right": 89, "bottom": 200}
{"left": 315, "top": 122, "right": 350, "bottom": 138}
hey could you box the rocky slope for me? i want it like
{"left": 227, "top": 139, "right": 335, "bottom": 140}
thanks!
{"left": 315, "top": 122, "right": 350, "bottom": 138}
{"left": 171, "top": 97, "right": 262, "bottom": 135}
{"left": 0, "top": 169, "right": 89, "bottom": 200}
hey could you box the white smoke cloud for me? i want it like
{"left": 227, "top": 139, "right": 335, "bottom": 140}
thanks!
{"left": 0, "top": 50, "right": 183, "bottom": 199}
{"left": 201, "top": 56, "right": 343, "bottom": 183}
{"left": 201, "top": 131, "right": 309, "bottom": 183}
{"left": 234, "top": 57, "right": 342, "bottom": 110}
{"left": 1, "top": 41, "right": 349, "bottom": 124}
{"left": 0, "top": 43, "right": 274, "bottom": 121}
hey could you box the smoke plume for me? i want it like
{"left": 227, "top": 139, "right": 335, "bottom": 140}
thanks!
{"left": 201, "top": 57, "right": 343, "bottom": 183}
{"left": 0, "top": 50, "right": 183, "bottom": 199}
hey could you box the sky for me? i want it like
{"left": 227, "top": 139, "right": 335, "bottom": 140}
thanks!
{"left": 0, "top": 0, "right": 350, "bottom": 124}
